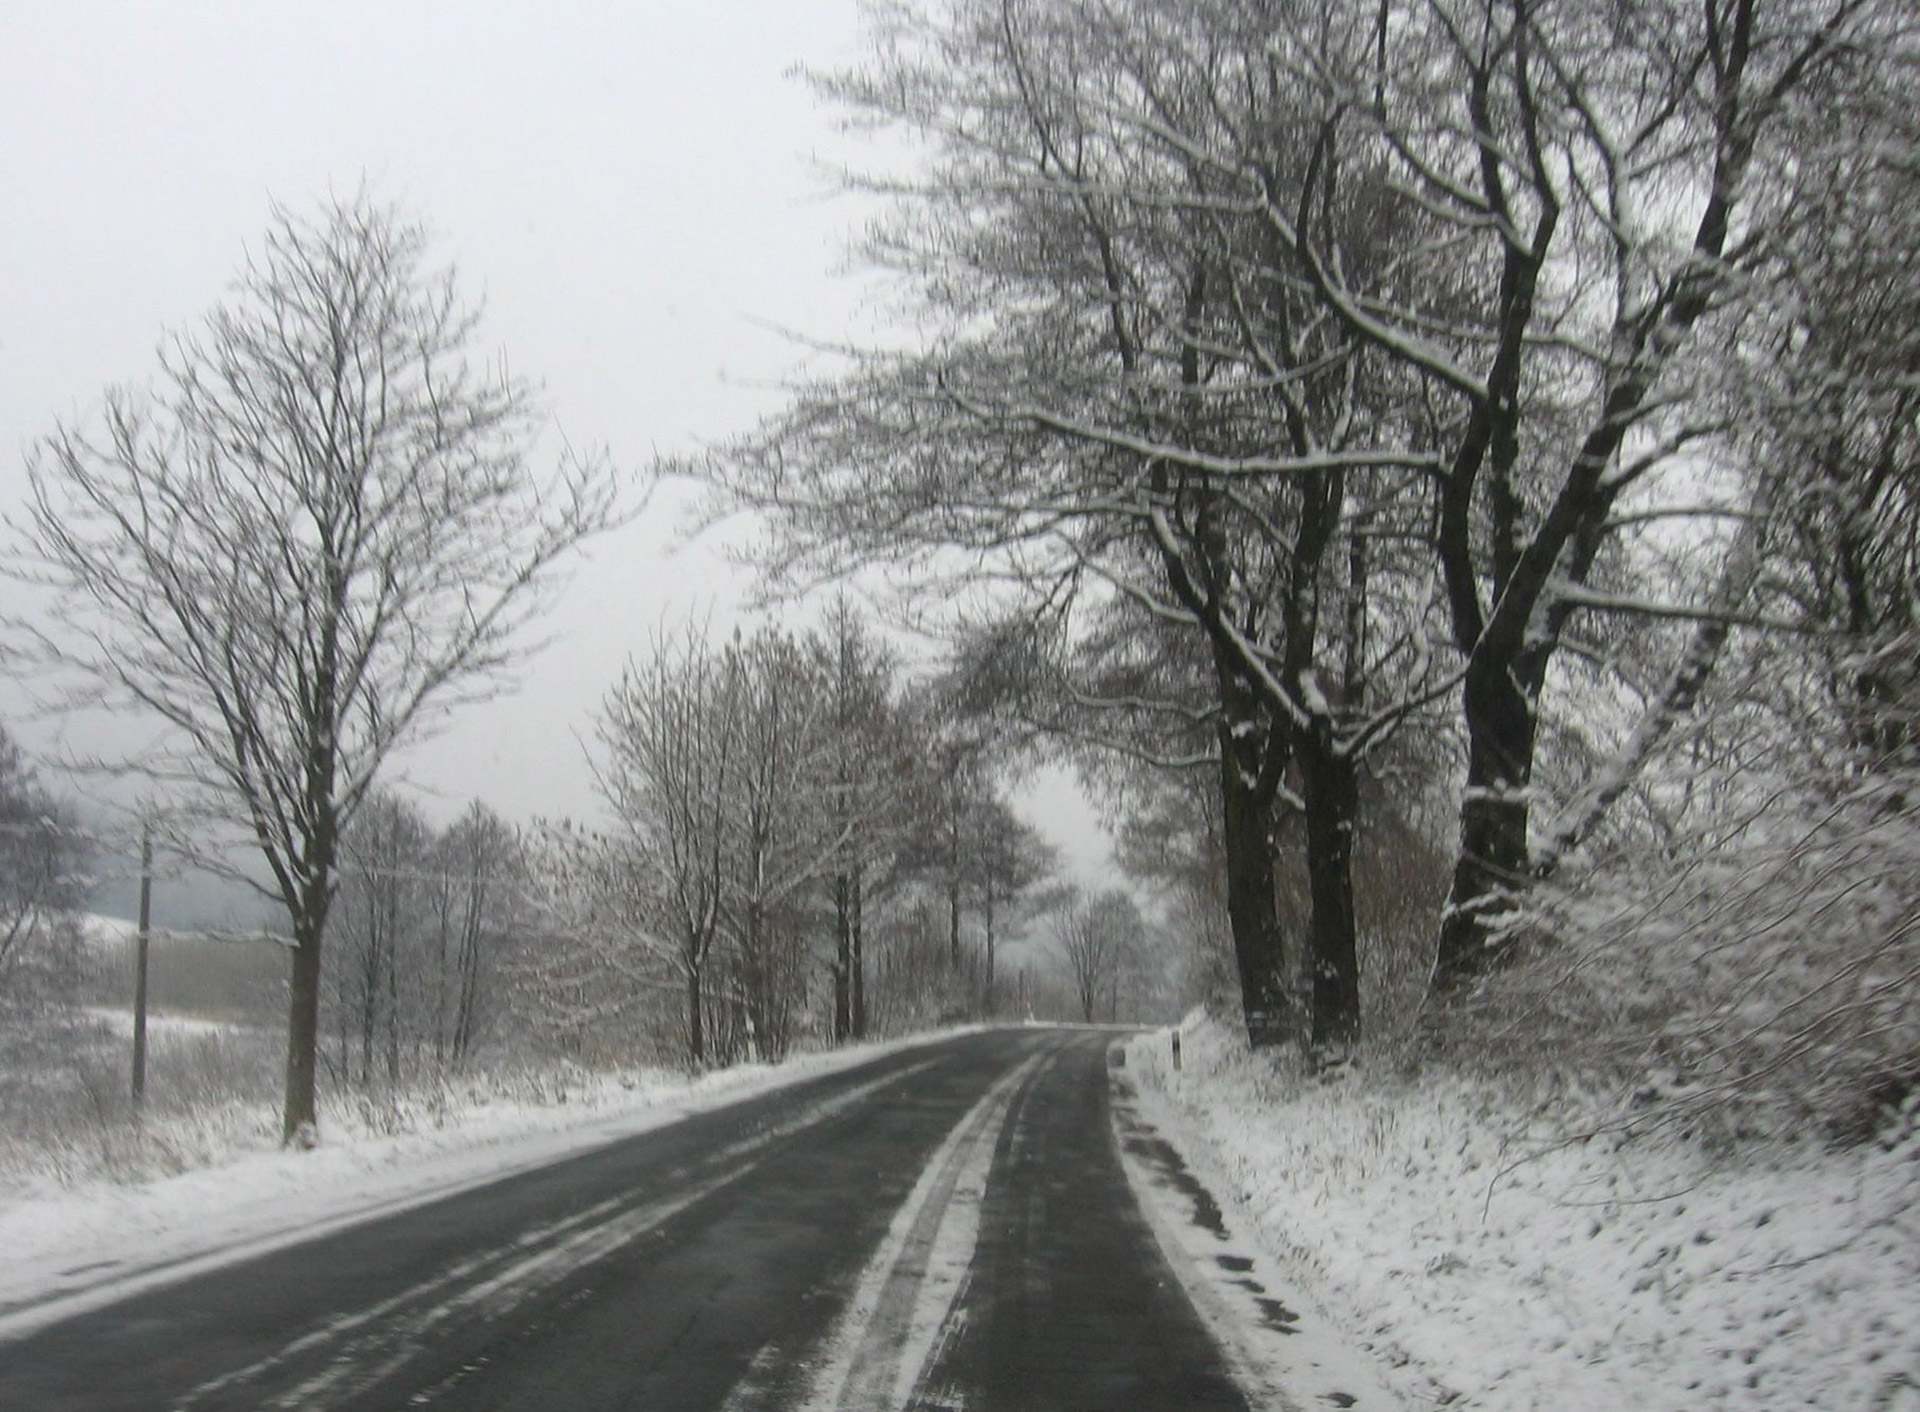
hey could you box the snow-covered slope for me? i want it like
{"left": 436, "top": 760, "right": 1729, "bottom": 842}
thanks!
{"left": 1127, "top": 1016, "right": 1920, "bottom": 1411}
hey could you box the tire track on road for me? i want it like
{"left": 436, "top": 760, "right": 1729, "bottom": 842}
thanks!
{"left": 782, "top": 1042, "right": 1060, "bottom": 1412}
{"left": 177, "top": 1059, "right": 940, "bottom": 1410}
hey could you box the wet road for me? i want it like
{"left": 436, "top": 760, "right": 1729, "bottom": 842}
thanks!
{"left": 0, "top": 1029, "right": 1257, "bottom": 1411}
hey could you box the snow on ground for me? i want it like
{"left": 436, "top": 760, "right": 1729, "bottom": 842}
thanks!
{"left": 1126, "top": 1016, "right": 1920, "bottom": 1411}
{"left": 0, "top": 1029, "right": 977, "bottom": 1336}
{"left": 81, "top": 1005, "right": 250, "bottom": 1040}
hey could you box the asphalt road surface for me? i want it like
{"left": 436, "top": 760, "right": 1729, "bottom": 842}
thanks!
{"left": 0, "top": 1029, "right": 1274, "bottom": 1411}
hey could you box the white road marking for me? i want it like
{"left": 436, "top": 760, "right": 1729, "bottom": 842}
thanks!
{"left": 175, "top": 1059, "right": 939, "bottom": 1409}
{"left": 793, "top": 1048, "right": 1054, "bottom": 1412}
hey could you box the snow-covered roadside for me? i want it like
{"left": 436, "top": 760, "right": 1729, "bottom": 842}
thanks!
{"left": 0, "top": 1028, "right": 978, "bottom": 1334}
{"left": 1126, "top": 1016, "right": 1920, "bottom": 1411}
{"left": 81, "top": 1005, "right": 257, "bottom": 1040}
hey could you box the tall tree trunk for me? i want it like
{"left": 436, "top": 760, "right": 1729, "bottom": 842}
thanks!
{"left": 947, "top": 810, "right": 962, "bottom": 970}
{"left": 851, "top": 872, "right": 867, "bottom": 1039}
{"left": 1219, "top": 731, "right": 1289, "bottom": 1047}
{"left": 434, "top": 909, "right": 449, "bottom": 1069}
{"left": 832, "top": 872, "right": 852, "bottom": 1043}
{"left": 385, "top": 919, "right": 400, "bottom": 1088}
{"left": 686, "top": 960, "right": 705, "bottom": 1068}
{"left": 1433, "top": 653, "right": 1540, "bottom": 993}
{"left": 359, "top": 917, "right": 377, "bottom": 1085}
{"left": 1298, "top": 722, "right": 1361, "bottom": 1057}
{"left": 745, "top": 898, "right": 766, "bottom": 1059}
{"left": 282, "top": 895, "right": 327, "bottom": 1143}
{"left": 453, "top": 903, "right": 481, "bottom": 1071}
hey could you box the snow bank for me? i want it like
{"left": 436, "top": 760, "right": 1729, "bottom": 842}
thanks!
{"left": 1127, "top": 1016, "right": 1920, "bottom": 1411}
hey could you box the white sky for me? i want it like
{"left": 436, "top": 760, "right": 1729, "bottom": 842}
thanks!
{"left": 0, "top": 1, "right": 1110, "bottom": 880}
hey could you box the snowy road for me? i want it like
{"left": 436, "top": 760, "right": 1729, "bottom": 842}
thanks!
{"left": 0, "top": 1029, "right": 1314, "bottom": 1411}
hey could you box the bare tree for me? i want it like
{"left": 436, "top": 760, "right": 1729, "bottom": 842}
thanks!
{"left": 1050, "top": 886, "right": 1151, "bottom": 1024}
{"left": 722, "top": 628, "right": 842, "bottom": 1061}
{"left": 1196, "top": 0, "right": 1887, "bottom": 993}
{"left": 16, "top": 194, "right": 619, "bottom": 1141}
{"left": 327, "top": 788, "right": 433, "bottom": 1090}
{"left": 429, "top": 802, "right": 524, "bottom": 1072}
{"left": 711, "top": 0, "right": 1451, "bottom": 1054}
{"left": 812, "top": 598, "right": 916, "bottom": 1042}
{"left": 591, "top": 625, "right": 743, "bottom": 1067}
{"left": 968, "top": 795, "right": 1056, "bottom": 1012}
{"left": 0, "top": 724, "right": 89, "bottom": 1021}
{"left": 513, "top": 821, "right": 671, "bottom": 1065}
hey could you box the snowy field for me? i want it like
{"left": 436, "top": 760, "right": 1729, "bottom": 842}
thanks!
{"left": 1125, "top": 1017, "right": 1920, "bottom": 1411}
{"left": 81, "top": 1005, "right": 245, "bottom": 1041}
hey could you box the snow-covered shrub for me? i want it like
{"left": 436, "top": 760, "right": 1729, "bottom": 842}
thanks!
{"left": 1451, "top": 770, "right": 1920, "bottom": 1141}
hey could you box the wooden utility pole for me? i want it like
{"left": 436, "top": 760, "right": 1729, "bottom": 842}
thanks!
{"left": 131, "top": 822, "right": 152, "bottom": 1107}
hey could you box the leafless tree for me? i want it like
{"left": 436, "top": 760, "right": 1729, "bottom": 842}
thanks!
{"left": 1049, "top": 886, "right": 1152, "bottom": 1024}
{"left": 1461, "top": 61, "right": 1920, "bottom": 1134}
{"left": 0, "top": 725, "right": 89, "bottom": 1024}
{"left": 716, "top": 0, "right": 1911, "bottom": 1052}
{"left": 327, "top": 790, "right": 431, "bottom": 1090}
{"left": 591, "top": 625, "right": 742, "bottom": 1068}
{"left": 812, "top": 598, "right": 916, "bottom": 1042}
{"left": 709, "top": 0, "right": 1454, "bottom": 1054}
{"left": 722, "top": 628, "right": 844, "bottom": 1060}
{"left": 1164, "top": 0, "right": 1891, "bottom": 994}
{"left": 16, "top": 194, "right": 619, "bottom": 1141}
{"left": 429, "top": 802, "right": 524, "bottom": 1072}
{"left": 966, "top": 795, "right": 1056, "bottom": 1012}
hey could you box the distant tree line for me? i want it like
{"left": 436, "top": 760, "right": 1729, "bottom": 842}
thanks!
{"left": 547, "top": 600, "right": 1073, "bottom": 1070}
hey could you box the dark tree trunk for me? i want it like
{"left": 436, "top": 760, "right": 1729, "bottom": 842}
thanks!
{"left": 1219, "top": 735, "right": 1289, "bottom": 1048}
{"left": 745, "top": 899, "right": 766, "bottom": 1059}
{"left": 385, "top": 965, "right": 399, "bottom": 1087}
{"left": 832, "top": 873, "right": 852, "bottom": 1043}
{"left": 453, "top": 912, "right": 481, "bottom": 1070}
{"left": 851, "top": 872, "right": 867, "bottom": 1039}
{"left": 1433, "top": 653, "right": 1541, "bottom": 994}
{"left": 282, "top": 899, "right": 326, "bottom": 1143}
{"left": 686, "top": 961, "right": 705, "bottom": 1068}
{"left": 1298, "top": 722, "right": 1361, "bottom": 1057}
{"left": 384, "top": 896, "right": 400, "bottom": 1087}
{"left": 358, "top": 934, "right": 376, "bottom": 1086}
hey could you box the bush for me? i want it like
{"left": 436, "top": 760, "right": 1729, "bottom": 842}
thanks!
{"left": 1446, "top": 771, "right": 1920, "bottom": 1143}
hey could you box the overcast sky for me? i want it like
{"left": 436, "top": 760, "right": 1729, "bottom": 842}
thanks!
{"left": 0, "top": 1, "right": 1111, "bottom": 880}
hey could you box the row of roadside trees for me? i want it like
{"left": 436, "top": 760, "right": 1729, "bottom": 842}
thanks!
{"left": 701, "top": 0, "right": 1920, "bottom": 1107}
{"left": 20, "top": 0, "right": 1908, "bottom": 1145}
{"left": 551, "top": 602, "right": 1070, "bottom": 1069}
{"left": 7, "top": 191, "right": 1164, "bottom": 1143}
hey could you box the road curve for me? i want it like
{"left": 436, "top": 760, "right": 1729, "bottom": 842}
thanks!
{"left": 0, "top": 1029, "right": 1255, "bottom": 1411}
